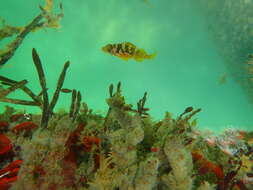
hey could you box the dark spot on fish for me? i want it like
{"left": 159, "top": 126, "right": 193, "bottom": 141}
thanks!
{"left": 109, "top": 44, "right": 117, "bottom": 54}
{"left": 116, "top": 44, "right": 122, "bottom": 54}
{"left": 129, "top": 46, "right": 136, "bottom": 55}
{"left": 123, "top": 43, "right": 128, "bottom": 52}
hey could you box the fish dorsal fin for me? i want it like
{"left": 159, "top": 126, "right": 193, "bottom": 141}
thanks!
{"left": 125, "top": 42, "right": 136, "bottom": 48}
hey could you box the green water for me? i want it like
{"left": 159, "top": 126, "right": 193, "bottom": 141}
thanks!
{"left": 1, "top": 0, "right": 253, "bottom": 134}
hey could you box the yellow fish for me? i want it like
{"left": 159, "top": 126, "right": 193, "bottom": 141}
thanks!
{"left": 102, "top": 42, "right": 156, "bottom": 62}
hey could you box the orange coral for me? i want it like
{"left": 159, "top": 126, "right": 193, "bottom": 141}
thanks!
{"left": 192, "top": 151, "right": 224, "bottom": 181}
{"left": 151, "top": 147, "right": 159, "bottom": 152}
{"left": 0, "top": 121, "right": 9, "bottom": 129}
{"left": 0, "top": 160, "right": 23, "bottom": 190}
{"left": 11, "top": 121, "right": 37, "bottom": 134}
{"left": 9, "top": 114, "right": 24, "bottom": 123}
{"left": 0, "top": 122, "right": 9, "bottom": 132}
{"left": 82, "top": 136, "right": 100, "bottom": 152}
{"left": 0, "top": 134, "right": 12, "bottom": 155}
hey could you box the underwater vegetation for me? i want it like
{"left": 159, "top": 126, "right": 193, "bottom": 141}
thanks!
{"left": 0, "top": 0, "right": 63, "bottom": 67}
{"left": 0, "top": 48, "right": 253, "bottom": 190}
{"left": 0, "top": 0, "right": 253, "bottom": 190}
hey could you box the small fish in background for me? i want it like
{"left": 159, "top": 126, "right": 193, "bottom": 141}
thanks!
{"left": 102, "top": 42, "right": 157, "bottom": 62}
{"left": 218, "top": 73, "right": 227, "bottom": 85}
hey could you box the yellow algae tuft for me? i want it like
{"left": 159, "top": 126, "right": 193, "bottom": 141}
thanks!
{"left": 44, "top": 0, "right": 53, "bottom": 12}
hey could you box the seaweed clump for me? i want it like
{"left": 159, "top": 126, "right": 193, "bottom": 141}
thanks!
{"left": 0, "top": 0, "right": 63, "bottom": 66}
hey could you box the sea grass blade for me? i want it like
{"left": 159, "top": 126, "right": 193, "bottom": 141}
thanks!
{"left": 0, "top": 80, "right": 27, "bottom": 98}
{"left": 117, "top": 81, "right": 121, "bottom": 93}
{"left": 141, "top": 92, "right": 147, "bottom": 108}
{"left": 6, "top": 79, "right": 27, "bottom": 92}
{"left": 48, "top": 61, "right": 70, "bottom": 116}
{"left": 69, "top": 89, "right": 77, "bottom": 117}
{"left": 32, "top": 48, "right": 49, "bottom": 128}
{"left": 72, "top": 90, "right": 82, "bottom": 122}
{"left": 0, "top": 75, "right": 42, "bottom": 107}
{"left": 0, "top": 98, "right": 40, "bottom": 106}
{"left": 0, "top": 14, "right": 43, "bottom": 66}
{"left": 184, "top": 108, "right": 202, "bottom": 121}
{"left": 109, "top": 84, "right": 113, "bottom": 97}
{"left": 0, "top": 75, "right": 17, "bottom": 84}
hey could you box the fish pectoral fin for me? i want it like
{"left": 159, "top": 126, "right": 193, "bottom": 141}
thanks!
{"left": 134, "top": 56, "right": 144, "bottom": 62}
{"left": 136, "top": 49, "right": 147, "bottom": 56}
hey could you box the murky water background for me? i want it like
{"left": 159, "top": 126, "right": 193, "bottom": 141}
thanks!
{"left": 1, "top": 0, "right": 253, "bottom": 134}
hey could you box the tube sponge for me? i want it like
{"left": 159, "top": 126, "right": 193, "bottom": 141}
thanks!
{"left": 163, "top": 136, "right": 193, "bottom": 190}
{"left": 134, "top": 156, "right": 159, "bottom": 190}
{"left": 126, "top": 125, "right": 144, "bottom": 146}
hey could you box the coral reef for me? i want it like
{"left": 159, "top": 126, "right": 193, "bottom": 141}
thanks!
{"left": 0, "top": 51, "right": 253, "bottom": 189}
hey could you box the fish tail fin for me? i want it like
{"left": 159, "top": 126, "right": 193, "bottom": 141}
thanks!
{"left": 134, "top": 56, "right": 144, "bottom": 62}
{"left": 134, "top": 49, "right": 157, "bottom": 62}
{"left": 133, "top": 49, "right": 146, "bottom": 62}
{"left": 147, "top": 52, "right": 157, "bottom": 59}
